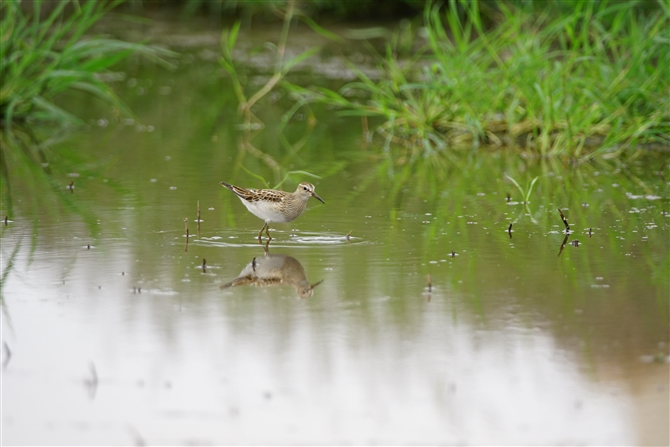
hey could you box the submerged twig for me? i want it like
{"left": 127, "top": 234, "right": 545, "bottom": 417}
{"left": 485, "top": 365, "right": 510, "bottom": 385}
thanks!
{"left": 557, "top": 208, "right": 570, "bottom": 231}
{"left": 84, "top": 362, "right": 98, "bottom": 399}
{"left": 184, "top": 218, "right": 189, "bottom": 252}
{"left": 197, "top": 200, "right": 201, "bottom": 236}
{"left": 2, "top": 342, "right": 11, "bottom": 369}
{"left": 426, "top": 274, "right": 432, "bottom": 302}
{"left": 558, "top": 233, "right": 570, "bottom": 257}
{"left": 202, "top": 258, "right": 207, "bottom": 273}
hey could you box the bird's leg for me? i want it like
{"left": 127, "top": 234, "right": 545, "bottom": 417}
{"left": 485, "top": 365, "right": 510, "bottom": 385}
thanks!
{"left": 265, "top": 224, "right": 272, "bottom": 240}
{"left": 258, "top": 223, "right": 267, "bottom": 241}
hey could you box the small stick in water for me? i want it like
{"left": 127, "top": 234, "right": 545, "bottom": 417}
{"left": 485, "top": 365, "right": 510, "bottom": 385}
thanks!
{"left": 345, "top": 230, "right": 352, "bottom": 241}
{"left": 68, "top": 181, "right": 74, "bottom": 193}
{"left": 506, "top": 193, "right": 511, "bottom": 202}
{"left": 557, "top": 233, "right": 569, "bottom": 257}
{"left": 184, "top": 218, "right": 189, "bottom": 252}
{"left": 197, "top": 200, "right": 201, "bottom": 236}
{"left": 4, "top": 216, "right": 7, "bottom": 226}
{"left": 202, "top": 258, "right": 207, "bottom": 273}
{"left": 2, "top": 342, "right": 11, "bottom": 369}
{"left": 557, "top": 208, "right": 570, "bottom": 231}
{"left": 588, "top": 228, "right": 593, "bottom": 238}
{"left": 426, "top": 274, "right": 432, "bottom": 302}
{"left": 451, "top": 250, "right": 456, "bottom": 258}
{"left": 85, "top": 362, "right": 98, "bottom": 399}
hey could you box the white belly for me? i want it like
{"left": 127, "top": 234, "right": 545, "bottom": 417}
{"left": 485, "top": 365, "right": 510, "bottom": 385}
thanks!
{"left": 240, "top": 198, "right": 291, "bottom": 223}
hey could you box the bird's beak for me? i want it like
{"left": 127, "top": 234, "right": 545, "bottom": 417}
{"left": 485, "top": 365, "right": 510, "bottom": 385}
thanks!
{"left": 311, "top": 192, "right": 325, "bottom": 204}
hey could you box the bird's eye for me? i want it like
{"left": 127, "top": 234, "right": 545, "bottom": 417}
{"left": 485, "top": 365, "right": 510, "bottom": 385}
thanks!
{"left": 303, "top": 186, "right": 308, "bottom": 191}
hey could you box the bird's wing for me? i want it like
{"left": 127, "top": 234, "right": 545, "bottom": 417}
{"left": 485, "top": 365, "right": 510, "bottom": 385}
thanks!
{"left": 252, "top": 189, "right": 286, "bottom": 203}
{"left": 223, "top": 182, "right": 285, "bottom": 204}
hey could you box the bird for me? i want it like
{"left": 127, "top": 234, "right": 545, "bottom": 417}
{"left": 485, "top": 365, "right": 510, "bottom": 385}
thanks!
{"left": 221, "top": 250, "right": 323, "bottom": 298}
{"left": 220, "top": 181, "right": 325, "bottom": 240}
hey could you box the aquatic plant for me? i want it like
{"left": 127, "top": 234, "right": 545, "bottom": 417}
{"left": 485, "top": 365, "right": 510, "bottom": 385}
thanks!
{"left": 0, "top": 0, "right": 173, "bottom": 222}
{"left": 505, "top": 174, "right": 539, "bottom": 204}
{"left": 288, "top": 0, "right": 670, "bottom": 159}
{"left": 0, "top": 0, "right": 172, "bottom": 131}
{"left": 220, "top": 0, "right": 329, "bottom": 184}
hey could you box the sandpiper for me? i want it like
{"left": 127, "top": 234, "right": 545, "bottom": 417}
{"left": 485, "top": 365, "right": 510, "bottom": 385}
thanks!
{"left": 220, "top": 181, "right": 325, "bottom": 240}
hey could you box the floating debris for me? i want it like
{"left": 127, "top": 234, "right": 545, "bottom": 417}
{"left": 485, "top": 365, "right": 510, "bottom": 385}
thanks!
{"left": 202, "top": 258, "right": 207, "bottom": 273}
{"left": 345, "top": 230, "right": 352, "bottom": 241}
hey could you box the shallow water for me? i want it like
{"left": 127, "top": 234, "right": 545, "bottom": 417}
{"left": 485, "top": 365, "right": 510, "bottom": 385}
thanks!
{"left": 2, "top": 13, "right": 669, "bottom": 446}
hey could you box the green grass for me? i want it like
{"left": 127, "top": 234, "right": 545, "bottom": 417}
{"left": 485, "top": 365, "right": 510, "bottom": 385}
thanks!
{"left": 0, "top": 0, "right": 172, "bottom": 131}
{"left": 287, "top": 0, "right": 670, "bottom": 160}
{"left": 0, "top": 0, "right": 173, "bottom": 221}
{"left": 219, "top": 0, "right": 328, "bottom": 185}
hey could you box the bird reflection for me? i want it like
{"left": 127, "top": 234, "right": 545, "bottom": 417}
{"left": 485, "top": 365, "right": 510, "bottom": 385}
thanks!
{"left": 221, "top": 243, "right": 323, "bottom": 298}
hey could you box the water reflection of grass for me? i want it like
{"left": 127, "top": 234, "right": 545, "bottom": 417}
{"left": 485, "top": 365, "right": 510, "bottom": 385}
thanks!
{"left": 410, "top": 154, "right": 669, "bottom": 309}
{"left": 0, "top": 0, "right": 174, "bottom": 223}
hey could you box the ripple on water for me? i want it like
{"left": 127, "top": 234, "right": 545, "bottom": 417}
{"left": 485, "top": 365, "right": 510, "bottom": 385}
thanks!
{"left": 197, "top": 231, "right": 367, "bottom": 248}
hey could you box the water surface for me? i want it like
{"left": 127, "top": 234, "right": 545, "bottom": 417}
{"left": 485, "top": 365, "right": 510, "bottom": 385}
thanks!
{"left": 1, "top": 13, "right": 668, "bottom": 446}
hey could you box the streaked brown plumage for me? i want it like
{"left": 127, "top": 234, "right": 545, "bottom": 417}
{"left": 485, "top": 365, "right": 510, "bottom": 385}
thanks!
{"left": 220, "top": 181, "right": 324, "bottom": 240}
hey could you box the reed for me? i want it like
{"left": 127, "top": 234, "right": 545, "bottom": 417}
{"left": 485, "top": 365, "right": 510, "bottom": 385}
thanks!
{"left": 0, "top": 0, "right": 172, "bottom": 131}
{"left": 287, "top": 0, "right": 670, "bottom": 160}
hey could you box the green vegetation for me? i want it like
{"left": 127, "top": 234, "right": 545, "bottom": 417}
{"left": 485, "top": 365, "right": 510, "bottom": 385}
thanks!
{"left": 0, "top": 0, "right": 173, "bottom": 217}
{"left": 220, "top": 1, "right": 332, "bottom": 185}
{"left": 0, "top": 0, "right": 171, "bottom": 131}
{"left": 287, "top": 0, "right": 670, "bottom": 160}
